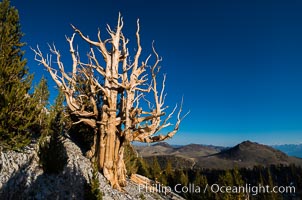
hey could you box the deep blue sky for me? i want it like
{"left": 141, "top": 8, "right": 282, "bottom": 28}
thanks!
{"left": 11, "top": 0, "right": 302, "bottom": 146}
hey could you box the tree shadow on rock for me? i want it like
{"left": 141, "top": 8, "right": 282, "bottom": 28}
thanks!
{"left": 0, "top": 154, "right": 36, "bottom": 200}
{"left": 38, "top": 132, "right": 68, "bottom": 174}
{"left": 0, "top": 134, "right": 95, "bottom": 199}
{"left": 27, "top": 166, "right": 89, "bottom": 199}
{"left": 28, "top": 131, "right": 89, "bottom": 199}
{"left": 67, "top": 122, "right": 94, "bottom": 156}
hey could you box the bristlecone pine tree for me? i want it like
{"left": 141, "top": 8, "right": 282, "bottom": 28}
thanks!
{"left": 33, "top": 14, "right": 188, "bottom": 189}
{"left": 0, "top": 0, "right": 38, "bottom": 150}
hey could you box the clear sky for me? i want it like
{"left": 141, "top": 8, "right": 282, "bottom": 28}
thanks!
{"left": 11, "top": 0, "right": 302, "bottom": 146}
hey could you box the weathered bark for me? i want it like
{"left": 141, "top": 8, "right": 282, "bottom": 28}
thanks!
{"left": 32, "top": 13, "right": 188, "bottom": 189}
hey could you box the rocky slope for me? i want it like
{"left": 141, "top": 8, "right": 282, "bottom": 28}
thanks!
{"left": 0, "top": 138, "right": 184, "bottom": 200}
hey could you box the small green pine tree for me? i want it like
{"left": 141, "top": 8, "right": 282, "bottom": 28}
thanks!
{"left": 151, "top": 156, "right": 161, "bottom": 181}
{"left": 47, "top": 89, "right": 66, "bottom": 136}
{"left": 38, "top": 113, "right": 67, "bottom": 174}
{"left": 193, "top": 171, "right": 212, "bottom": 200}
{"left": 217, "top": 170, "right": 234, "bottom": 200}
{"left": 124, "top": 143, "right": 139, "bottom": 176}
{"left": 32, "top": 76, "right": 50, "bottom": 137}
{"left": 174, "top": 169, "right": 189, "bottom": 186}
{"left": 267, "top": 168, "right": 280, "bottom": 200}
{"left": 137, "top": 157, "right": 151, "bottom": 177}
{"left": 50, "top": 89, "right": 65, "bottom": 119}
{"left": 232, "top": 167, "right": 246, "bottom": 200}
{"left": 85, "top": 162, "right": 103, "bottom": 200}
{"left": 165, "top": 159, "right": 174, "bottom": 185}
{"left": 165, "top": 159, "right": 173, "bottom": 177}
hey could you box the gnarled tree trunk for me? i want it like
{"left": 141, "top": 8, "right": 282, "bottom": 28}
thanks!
{"left": 33, "top": 14, "right": 188, "bottom": 189}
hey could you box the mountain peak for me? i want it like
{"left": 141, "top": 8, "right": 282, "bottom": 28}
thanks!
{"left": 236, "top": 140, "right": 259, "bottom": 150}
{"left": 152, "top": 142, "right": 171, "bottom": 148}
{"left": 240, "top": 140, "right": 254, "bottom": 145}
{"left": 216, "top": 140, "right": 290, "bottom": 164}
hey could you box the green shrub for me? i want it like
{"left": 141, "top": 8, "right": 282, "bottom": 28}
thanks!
{"left": 85, "top": 162, "right": 103, "bottom": 200}
{"left": 38, "top": 114, "right": 67, "bottom": 174}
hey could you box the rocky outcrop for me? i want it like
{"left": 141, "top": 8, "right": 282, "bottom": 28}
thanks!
{"left": 0, "top": 137, "right": 184, "bottom": 200}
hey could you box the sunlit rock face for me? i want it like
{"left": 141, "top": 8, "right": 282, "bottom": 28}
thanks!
{"left": 0, "top": 138, "right": 184, "bottom": 200}
{"left": 0, "top": 139, "right": 90, "bottom": 199}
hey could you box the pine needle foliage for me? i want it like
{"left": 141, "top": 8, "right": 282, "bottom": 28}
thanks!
{"left": 0, "top": 0, "right": 37, "bottom": 151}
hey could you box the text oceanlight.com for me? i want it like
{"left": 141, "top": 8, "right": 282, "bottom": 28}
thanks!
{"left": 138, "top": 183, "right": 296, "bottom": 196}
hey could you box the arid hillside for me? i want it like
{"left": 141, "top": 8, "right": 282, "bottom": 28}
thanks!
{"left": 136, "top": 141, "right": 302, "bottom": 170}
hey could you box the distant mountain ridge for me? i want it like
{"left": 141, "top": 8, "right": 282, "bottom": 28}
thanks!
{"left": 136, "top": 141, "right": 302, "bottom": 170}
{"left": 199, "top": 140, "right": 299, "bottom": 169}
{"left": 272, "top": 144, "right": 302, "bottom": 158}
